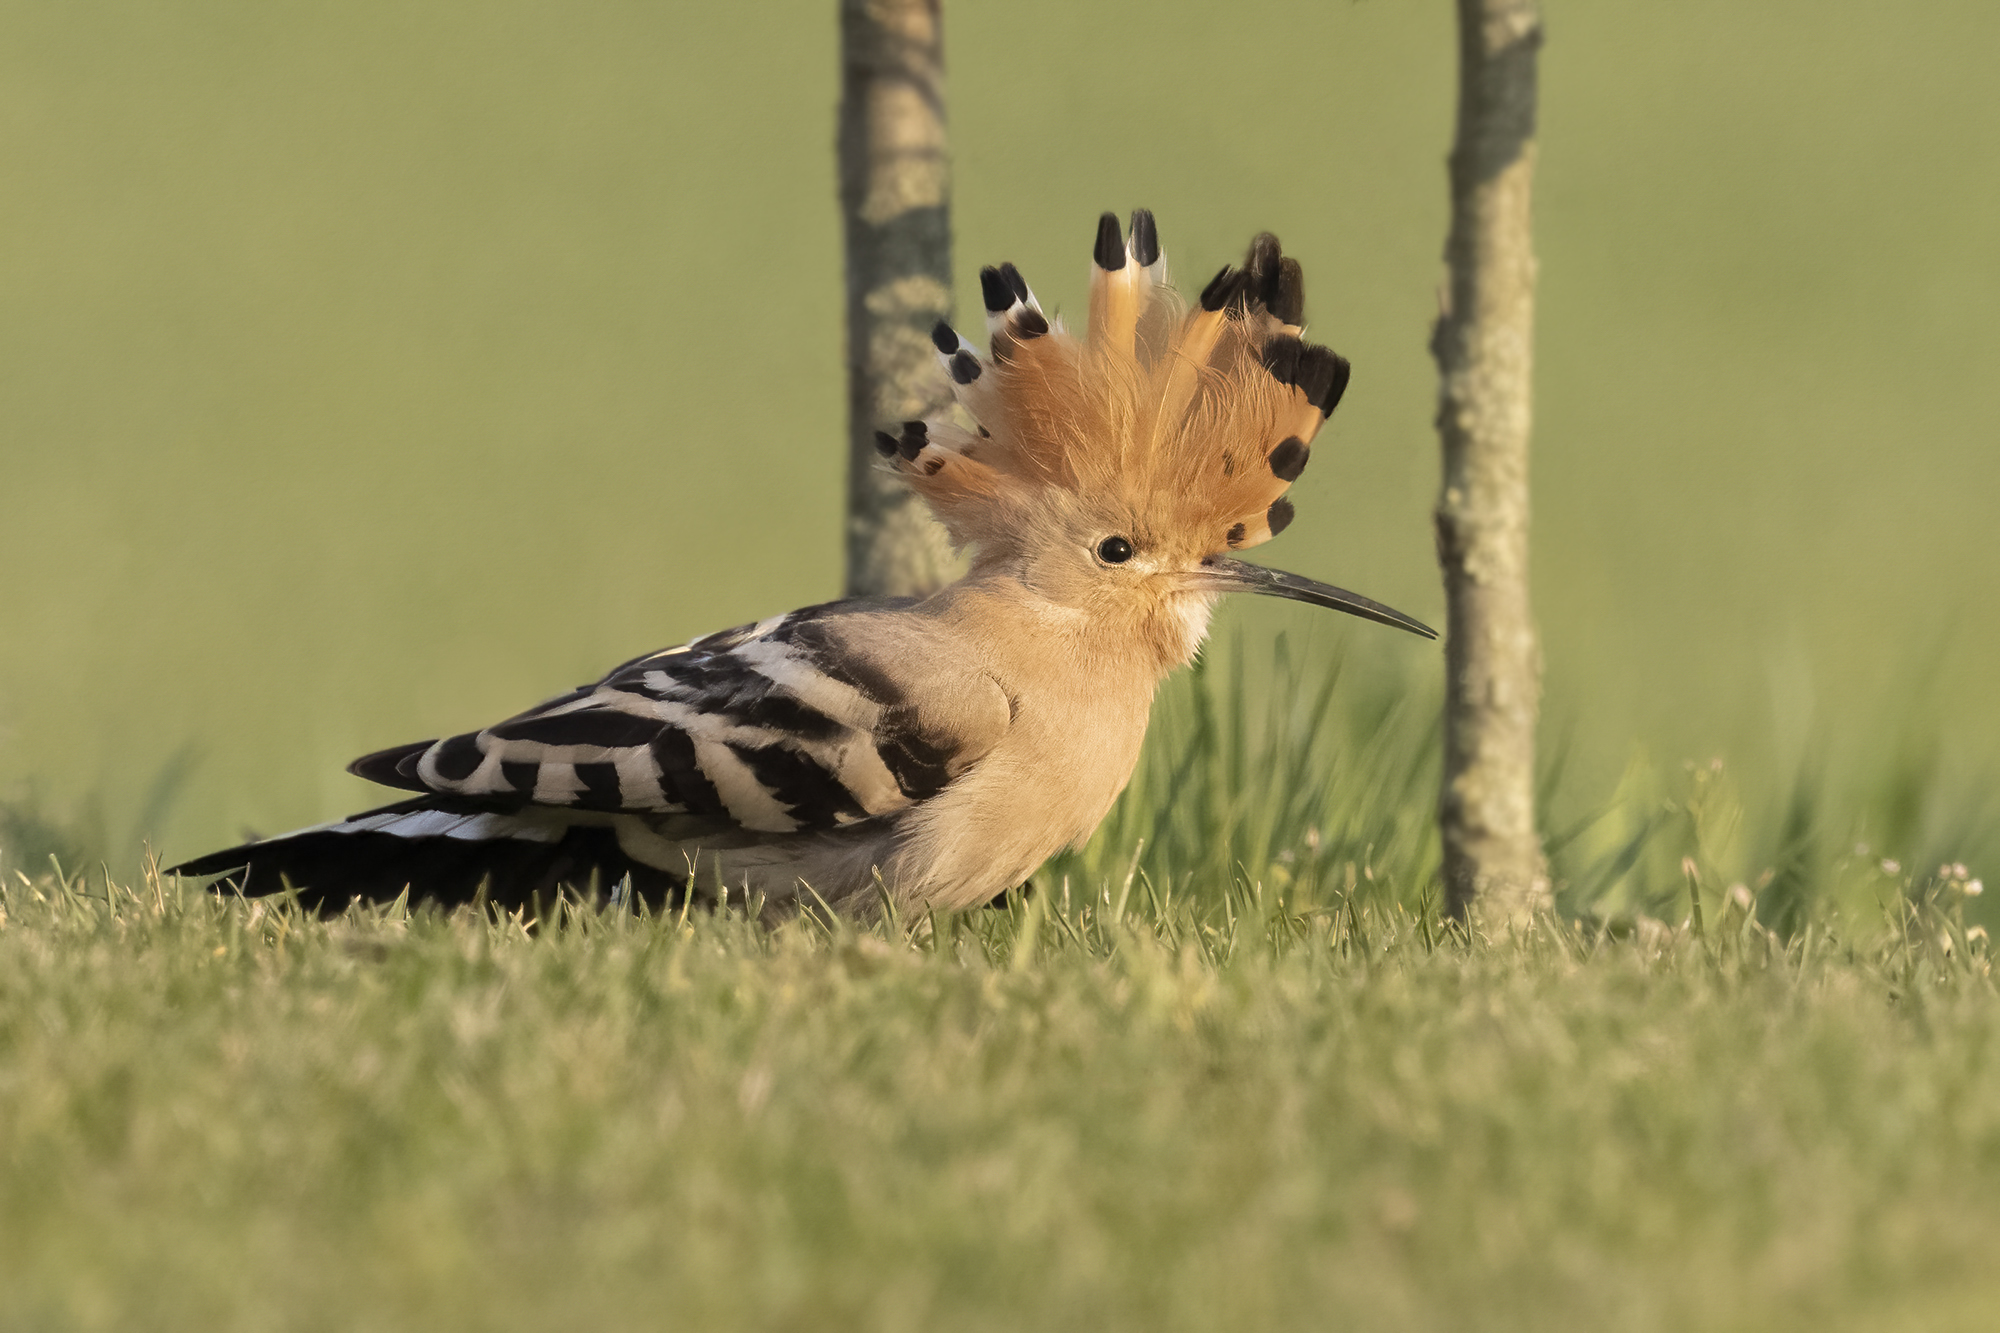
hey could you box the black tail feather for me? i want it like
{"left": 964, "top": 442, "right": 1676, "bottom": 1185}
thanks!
{"left": 169, "top": 799, "right": 691, "bottom": 913}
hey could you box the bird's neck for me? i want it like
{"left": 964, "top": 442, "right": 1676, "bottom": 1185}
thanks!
{"left": 927, "top": 570, "right": 1214, "bottom": 682}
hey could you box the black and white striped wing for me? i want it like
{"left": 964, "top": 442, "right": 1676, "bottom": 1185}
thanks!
{"left": 346, "top": 604, "right": 1004, "bottom": 835}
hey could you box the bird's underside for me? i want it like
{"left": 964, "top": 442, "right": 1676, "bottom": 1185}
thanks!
{"left": 173, "top": 598, "right": 1018, "bottom": 916}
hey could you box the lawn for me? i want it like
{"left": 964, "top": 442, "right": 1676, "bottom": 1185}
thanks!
{"left": 3, "top": 859, "right": 1994, "bottom": 1332}
{"left": 3, "top": 659, "right": 1995, "bottom": 1332}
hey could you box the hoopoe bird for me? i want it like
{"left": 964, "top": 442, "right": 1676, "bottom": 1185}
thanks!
{"left": 174, "top": 211, "right": 1435, "bottom": 916}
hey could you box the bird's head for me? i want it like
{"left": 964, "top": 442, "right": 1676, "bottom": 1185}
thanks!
{"left": 877, "top": 210, "right": 1436, "bottom": 673}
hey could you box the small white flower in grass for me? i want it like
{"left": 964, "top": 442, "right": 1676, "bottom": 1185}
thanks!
{"left": 1881, "top": 859, "right": 1901, "bottom": 875}
{"left": 1729, "top": 883, "right": 1753, "bottom": 910}
{"left": 1953, "top": 862, "right": 1969, "bottom": 880}
{"left": 1967, "top": 879, "right": 1984, "bottom": 897}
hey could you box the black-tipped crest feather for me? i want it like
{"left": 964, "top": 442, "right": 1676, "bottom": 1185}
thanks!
{"left": 1128, "top": 208, "right": 1160, "bottom": 266}
{"left": 1199, "top": 265, "right": 1238, "bottom": 312}
{"left": 1093, "top": 212, "right": 1125, "bottom": 270}
{"left": 979, "top": 268, "right": 1013, "bottom": 313}
{"left": 1268, "top": 437, "right": 1309, "bottom": 482}
{"left": 1272, "top": 258, "right": 1305, "bottom": 325}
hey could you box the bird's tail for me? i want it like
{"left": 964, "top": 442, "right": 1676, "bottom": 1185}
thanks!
{"left": 169, "top": 797, "right": 692, "bottom": 912}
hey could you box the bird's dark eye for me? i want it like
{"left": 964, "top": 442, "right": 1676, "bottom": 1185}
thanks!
{"left": 1096, "top": 535, "right": 1134, "bottom": 564}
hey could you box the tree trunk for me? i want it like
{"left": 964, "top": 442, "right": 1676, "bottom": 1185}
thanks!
{"left": 1432, "top": 0, "right": 1551, "bottom": 927}
{"left": 837, "top": 0, "right": 963, "bottom": 599}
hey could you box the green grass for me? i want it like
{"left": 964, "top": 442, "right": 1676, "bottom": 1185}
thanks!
{"left": 3, "top": 651, "right": 1996, "bottom": 1332}
{"left": 3, "top": 856, "right": 1994, "bottom": 1332}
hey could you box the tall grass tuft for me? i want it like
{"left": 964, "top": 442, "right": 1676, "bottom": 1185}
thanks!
{"left": 1050, "top": 632, "right": 1445, "bottom": 925}
{"left": 1055, "top": 636, "right": 1991, "bottom": 941}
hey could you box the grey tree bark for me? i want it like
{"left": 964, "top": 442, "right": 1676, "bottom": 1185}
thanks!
{"left": 837, "top": 0, "right": 963, "bottom": 599}
{"left": 1432, "top": 0, "right": 1552, "bottom": 927}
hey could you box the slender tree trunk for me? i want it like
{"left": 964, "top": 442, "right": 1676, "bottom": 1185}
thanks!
{"left": 1432, "top": 0, "right": 1551, "bottom": 927}
{"left": 837, "top": 0, "right": 962, "bottom": 599}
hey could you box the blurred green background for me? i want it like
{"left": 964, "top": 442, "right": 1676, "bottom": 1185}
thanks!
{"left": 2, "top": 0, "right": 1994, "bottom": 876}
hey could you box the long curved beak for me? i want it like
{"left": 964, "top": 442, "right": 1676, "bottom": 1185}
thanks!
{"left": 1194, "top": 558, "right": 1438, "bottom": 640}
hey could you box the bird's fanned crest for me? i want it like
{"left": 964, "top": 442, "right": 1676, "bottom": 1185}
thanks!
{"left": 877, "top": 210, "right": 1351, "bottom": 555}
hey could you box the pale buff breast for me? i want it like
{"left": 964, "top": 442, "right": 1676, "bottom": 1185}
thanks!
{"left": 882, "top": 633, "right": 1160, "bottom": 912}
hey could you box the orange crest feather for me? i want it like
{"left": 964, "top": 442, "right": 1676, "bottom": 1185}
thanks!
{"left": 880, "top": 211, "right": 1351, "bottom": 558}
